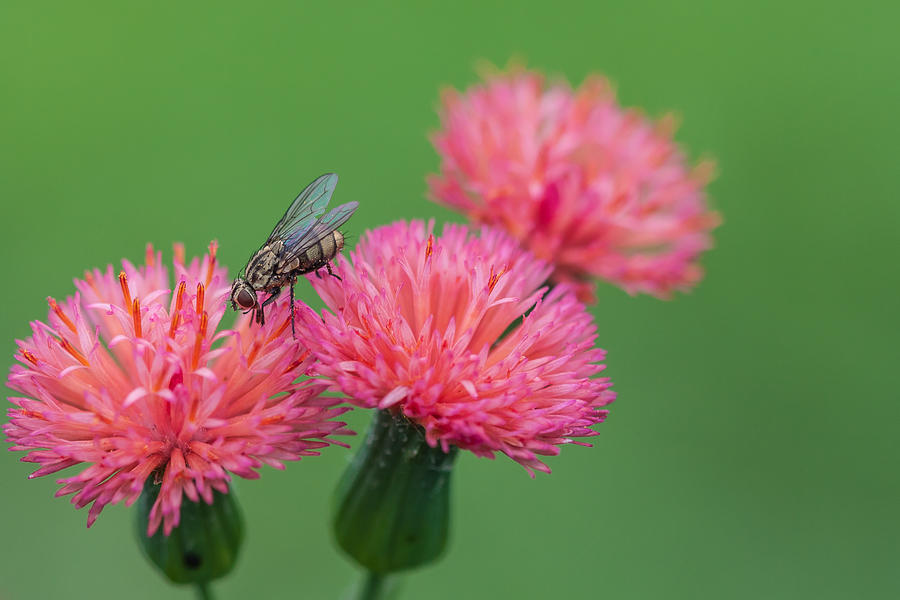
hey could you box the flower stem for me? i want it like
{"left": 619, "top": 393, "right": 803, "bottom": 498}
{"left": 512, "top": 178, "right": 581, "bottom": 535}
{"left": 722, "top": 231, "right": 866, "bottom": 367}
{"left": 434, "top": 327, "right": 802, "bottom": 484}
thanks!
{"left": 196, "top": 582, "right": 214, "bottom": 600}
{"left": 359, "top": 571, "right": 388, "bottom": 600}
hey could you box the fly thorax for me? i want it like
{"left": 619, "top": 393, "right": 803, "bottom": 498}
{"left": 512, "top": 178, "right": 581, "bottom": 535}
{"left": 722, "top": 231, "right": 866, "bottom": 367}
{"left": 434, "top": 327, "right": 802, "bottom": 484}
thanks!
{"left": 247, "top": 247, "right": 280, "bottom": 287}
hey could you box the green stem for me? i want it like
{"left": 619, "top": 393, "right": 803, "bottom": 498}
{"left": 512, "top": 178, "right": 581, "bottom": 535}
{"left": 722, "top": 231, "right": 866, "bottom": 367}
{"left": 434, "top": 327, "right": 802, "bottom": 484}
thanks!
{"left": 359, "top": 571, "right": 387, "bottom": 600}
{"left": 196, "top": 582, "right": 214, "bottom": 600}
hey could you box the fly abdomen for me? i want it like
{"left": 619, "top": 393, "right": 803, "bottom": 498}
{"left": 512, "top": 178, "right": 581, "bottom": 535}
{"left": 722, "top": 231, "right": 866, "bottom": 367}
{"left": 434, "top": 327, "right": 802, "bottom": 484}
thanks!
{"left": 300, "top": 230, "right": 344, "bottom": 271}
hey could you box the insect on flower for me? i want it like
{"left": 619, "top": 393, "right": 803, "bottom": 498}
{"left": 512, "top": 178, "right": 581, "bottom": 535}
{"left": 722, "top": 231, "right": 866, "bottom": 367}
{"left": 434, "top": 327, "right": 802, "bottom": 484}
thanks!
{"left": 230, "top": 173, "right": 358, "bottom": 334}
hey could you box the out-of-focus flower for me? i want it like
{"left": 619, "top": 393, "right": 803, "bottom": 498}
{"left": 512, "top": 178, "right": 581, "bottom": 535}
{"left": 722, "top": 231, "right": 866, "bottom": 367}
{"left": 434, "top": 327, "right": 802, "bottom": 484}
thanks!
{"left": 429, "top": 66, "right": 720, "bottom": 302}
{"left": 296, "top": 221, "right": 614, "bottom": 475}
{"left": 5, "top": 243, "right": 351, "bottom": 535}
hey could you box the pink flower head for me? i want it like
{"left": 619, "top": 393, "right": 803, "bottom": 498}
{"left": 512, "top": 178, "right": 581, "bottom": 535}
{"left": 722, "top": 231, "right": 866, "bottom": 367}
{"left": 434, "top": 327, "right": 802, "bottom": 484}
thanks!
{"left": 5, "top": 242, "right": 351, "bottom": 535}
{"left": 295, "top": 221, "right": 614, "bottom": 475}
{"left": 429, "top": 66, "right": 720, "bottom": 302}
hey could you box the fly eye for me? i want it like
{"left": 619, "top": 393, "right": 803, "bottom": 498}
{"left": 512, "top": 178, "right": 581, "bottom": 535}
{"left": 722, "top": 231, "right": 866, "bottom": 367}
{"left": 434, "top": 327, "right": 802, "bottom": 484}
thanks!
{"left": 236, "top": 289, "right": 255, "bottom": 309}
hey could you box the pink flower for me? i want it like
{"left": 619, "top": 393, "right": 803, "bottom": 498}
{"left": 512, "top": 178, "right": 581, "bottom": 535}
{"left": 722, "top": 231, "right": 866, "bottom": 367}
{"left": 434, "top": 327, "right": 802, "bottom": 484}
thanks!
{"left": 295, "top": 221, "right": 614, "bottom": 475}
{"left": 5, "top": 243, "right": 351, "bottom": 535}
{"left": 429, "top": 66, "right": 720, "bottom": 302}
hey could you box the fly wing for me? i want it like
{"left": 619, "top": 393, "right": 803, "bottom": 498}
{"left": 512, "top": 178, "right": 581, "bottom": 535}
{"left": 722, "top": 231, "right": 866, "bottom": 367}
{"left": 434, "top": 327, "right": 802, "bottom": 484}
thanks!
{"left": 282, "top": 201, "right": 359, "bottom": 260}
{"left": 267, "top": 173, "right": 339, "bottom": 244}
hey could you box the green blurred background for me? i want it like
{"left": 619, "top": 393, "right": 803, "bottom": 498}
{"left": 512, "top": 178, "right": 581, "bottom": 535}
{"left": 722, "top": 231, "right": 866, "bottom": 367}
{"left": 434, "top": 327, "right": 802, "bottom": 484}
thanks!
{"left": 2, "top": 1, "right": 898, "bottom": 598}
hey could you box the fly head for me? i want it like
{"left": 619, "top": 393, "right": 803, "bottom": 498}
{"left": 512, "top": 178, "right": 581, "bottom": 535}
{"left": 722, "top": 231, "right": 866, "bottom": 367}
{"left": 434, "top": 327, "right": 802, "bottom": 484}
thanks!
{"left": 230, "top": 278, "right": 258, "bottom": 313}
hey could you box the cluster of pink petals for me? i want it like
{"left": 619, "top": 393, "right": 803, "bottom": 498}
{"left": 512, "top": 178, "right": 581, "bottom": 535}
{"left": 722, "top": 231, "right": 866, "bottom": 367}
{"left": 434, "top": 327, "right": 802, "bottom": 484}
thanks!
{"left": 429, "top": 67, "right": 720, "bottom": 302}
{"left": 5, "top": 243, "right": 351, "bottom": 535}
{"left": 296, "top": 221, "right": 614, "bottom": 475}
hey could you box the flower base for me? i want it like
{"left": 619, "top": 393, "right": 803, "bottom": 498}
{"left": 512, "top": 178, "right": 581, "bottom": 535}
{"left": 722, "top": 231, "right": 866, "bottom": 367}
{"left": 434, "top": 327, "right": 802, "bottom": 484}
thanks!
{"left": 333, "top": 409, "right": 458, "bottom": 574}
{"left": 136, "top": 477, "right": 244, "bottom": 585}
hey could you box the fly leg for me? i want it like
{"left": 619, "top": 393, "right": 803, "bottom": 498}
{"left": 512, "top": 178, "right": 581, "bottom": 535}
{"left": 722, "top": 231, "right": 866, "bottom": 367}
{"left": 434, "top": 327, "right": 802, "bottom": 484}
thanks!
{"left": 326, "top": 262, "right": 342, "bottom": 281}
{"left": 258, "top": 288, "right": 282, "bottom": 326}
{"left": 289, "top": 279, "right": 296, "bottom": 338}
{"left": 261, "top": 288, "right": 281, "bottom": 308}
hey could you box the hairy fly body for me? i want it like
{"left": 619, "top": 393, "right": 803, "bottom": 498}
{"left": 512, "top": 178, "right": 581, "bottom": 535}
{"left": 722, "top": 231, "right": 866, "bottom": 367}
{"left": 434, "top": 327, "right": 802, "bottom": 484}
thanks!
{"left": 230, "top": 173, "right": 358, "bottom": 334}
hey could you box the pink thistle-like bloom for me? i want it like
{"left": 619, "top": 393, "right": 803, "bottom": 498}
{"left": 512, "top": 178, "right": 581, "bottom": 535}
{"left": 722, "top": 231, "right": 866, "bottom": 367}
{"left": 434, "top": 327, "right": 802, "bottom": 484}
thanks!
{"left": 5, "top": 243, "right": 351, "bottom": 535}
{"left": 429, "top": 66, "right": 720, "bottom": 302}
{"left": 295, "top": 221, "right": 614, "bottom": 475}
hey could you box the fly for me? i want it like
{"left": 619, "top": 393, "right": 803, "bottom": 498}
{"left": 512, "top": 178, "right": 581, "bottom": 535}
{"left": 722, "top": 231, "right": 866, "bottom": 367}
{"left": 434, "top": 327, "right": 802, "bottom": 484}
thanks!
{"left": 230, "top": 173, "right": 358, "bottom": 335}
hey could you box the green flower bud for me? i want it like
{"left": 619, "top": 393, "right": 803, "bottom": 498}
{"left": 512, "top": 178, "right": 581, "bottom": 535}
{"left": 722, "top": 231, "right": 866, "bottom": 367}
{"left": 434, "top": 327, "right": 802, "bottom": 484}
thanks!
{"left": 136, "top": 477, "right": 244, "bottom": 585}
{"left": 333, "top": 409, "right": 458, "bottom": 574}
